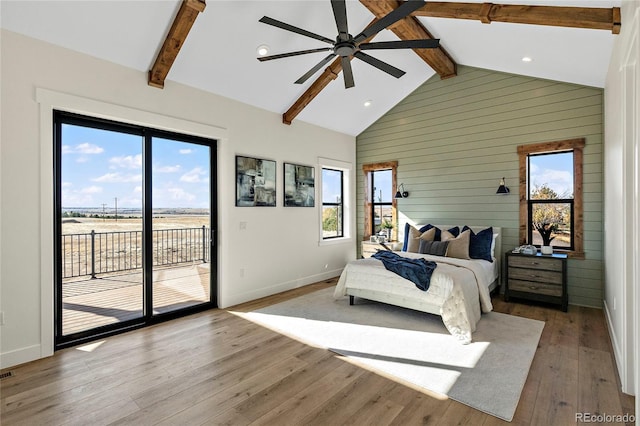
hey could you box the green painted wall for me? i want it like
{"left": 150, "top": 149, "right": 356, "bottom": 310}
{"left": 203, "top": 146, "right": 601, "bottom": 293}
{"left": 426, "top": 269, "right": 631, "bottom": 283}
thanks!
{"left": 356, "top": 66, "right": 603, "bottom": 308}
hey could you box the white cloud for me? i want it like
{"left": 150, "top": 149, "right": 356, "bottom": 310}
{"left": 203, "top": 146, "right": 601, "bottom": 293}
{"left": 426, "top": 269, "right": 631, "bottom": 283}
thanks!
{"left": 167, "top": 187, "right": 196, "bottom": 202}
{"left": 180, "top": 167, "right": 208, "bottom": 183}
{"left": 62, "top": 143, "right": 104, "bottom": 155}
{"left": 154, "top": 164, "right": 181, "bottom": 173}
{"left": 531, "top": 169, "right": 573, "bottom": 196}
{"left": 76, "top": 143, "right": 104, "bottom": 154}
{"left": 109, "top": 154, "right": 142, "bottom": 170}
{"left": 179, "top": 149, "right": 192, "bottom": 154}
{"left": 81, "top": 185, "right": 103, "bottom": 194}
{"left": 92, "top": 172, "right": 142, "bottom": 183}
{"left": 134, "top": 186, "right": 142, "bottom": 193}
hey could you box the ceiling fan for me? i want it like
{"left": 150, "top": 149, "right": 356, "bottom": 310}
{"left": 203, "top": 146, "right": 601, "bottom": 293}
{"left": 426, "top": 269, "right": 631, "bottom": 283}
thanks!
{"left": 257, "top": 0, "right": 440, "bottom": 89}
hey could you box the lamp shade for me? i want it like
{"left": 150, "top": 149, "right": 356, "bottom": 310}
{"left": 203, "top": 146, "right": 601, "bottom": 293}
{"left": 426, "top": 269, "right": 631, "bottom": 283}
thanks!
{"left": 496, "top": 177, "right": 510, "bottom": 194}
{"left": 395, "top": 183, "right": 408, "bottom": 198}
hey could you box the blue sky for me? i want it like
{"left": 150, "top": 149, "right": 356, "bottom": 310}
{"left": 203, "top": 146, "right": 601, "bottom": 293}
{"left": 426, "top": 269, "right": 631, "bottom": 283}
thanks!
{"left": 322, "top": 169, "right": 342, "bottom": 203}
{"left": 529, "top": 152, "right": 574, "bottom": 197}
{"left": 61, "top": 124, "right": 210, "bottom": 209}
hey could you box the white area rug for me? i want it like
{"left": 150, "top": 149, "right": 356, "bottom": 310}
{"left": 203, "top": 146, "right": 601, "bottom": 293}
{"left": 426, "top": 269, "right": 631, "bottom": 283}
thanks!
{"left": 233, "top": 287, "right": 544, "bottom": 421}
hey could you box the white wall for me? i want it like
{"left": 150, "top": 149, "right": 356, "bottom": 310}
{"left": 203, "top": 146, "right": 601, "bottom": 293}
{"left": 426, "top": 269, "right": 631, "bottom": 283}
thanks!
{"left": 0, "top": 30, "right": 356, "bottom": 368}
{"left": 603, "top": 0, "right": 639, "bottom": 397}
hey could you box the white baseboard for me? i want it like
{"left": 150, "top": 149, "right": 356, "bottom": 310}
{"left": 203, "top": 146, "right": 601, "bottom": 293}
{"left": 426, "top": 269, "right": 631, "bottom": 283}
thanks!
{"left": 219, "top": 269, "right": 343, "bottom": 309}
{"left": 603, "top": 301, "right": 627, "bottom": 393}
{"left": 0, "top": 344, "right": 45, "bottom": 369}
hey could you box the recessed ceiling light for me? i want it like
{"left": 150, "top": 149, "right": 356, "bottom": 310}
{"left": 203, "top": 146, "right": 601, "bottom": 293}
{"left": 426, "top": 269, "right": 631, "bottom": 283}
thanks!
{"left": 522, "top": 56, "right": 533, "bottom": 63}
{"left": 364, "top": 100, "right": 373, "bottom": 107}
{"left": 257, "top": 44, "right": 270, "bottom": 56}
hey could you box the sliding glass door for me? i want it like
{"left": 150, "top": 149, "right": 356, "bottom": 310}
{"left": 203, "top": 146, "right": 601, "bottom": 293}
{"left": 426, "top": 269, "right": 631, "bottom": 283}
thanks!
{"left": 151, "top": 138, "right": 212, "bottom": 315}
{"left": 54, "top": 111, "right": 216, "bottom": 348}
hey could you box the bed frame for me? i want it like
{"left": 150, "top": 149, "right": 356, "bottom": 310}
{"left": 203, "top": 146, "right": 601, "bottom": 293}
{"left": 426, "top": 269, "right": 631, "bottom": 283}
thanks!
{"left": 348, "top": 225, "right": 502, "bottom": 315}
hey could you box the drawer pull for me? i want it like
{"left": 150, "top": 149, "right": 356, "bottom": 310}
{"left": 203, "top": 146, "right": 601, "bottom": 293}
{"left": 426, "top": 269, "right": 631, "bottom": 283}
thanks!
{"left": 529, "top": 286, "right": 538, "bottom": 290}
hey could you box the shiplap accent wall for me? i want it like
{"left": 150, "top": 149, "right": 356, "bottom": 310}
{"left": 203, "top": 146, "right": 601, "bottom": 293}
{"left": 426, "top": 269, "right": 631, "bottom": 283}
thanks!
{"left": 356, "top": 66, "right": 604, "bottom": 308}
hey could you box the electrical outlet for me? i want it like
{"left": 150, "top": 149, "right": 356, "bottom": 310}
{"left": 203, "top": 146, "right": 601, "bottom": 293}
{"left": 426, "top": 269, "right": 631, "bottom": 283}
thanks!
{"left": 239, "top": 268, "right": 245, "bottom": 278}
{"left": 239, "top": 221, "right": 247, "bottom": 230}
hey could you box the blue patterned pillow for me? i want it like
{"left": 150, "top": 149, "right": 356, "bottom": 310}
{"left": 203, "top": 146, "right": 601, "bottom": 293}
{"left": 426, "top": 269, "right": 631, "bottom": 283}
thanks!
{"left": 462, "top": 226, "right": 494, "bottom": 262}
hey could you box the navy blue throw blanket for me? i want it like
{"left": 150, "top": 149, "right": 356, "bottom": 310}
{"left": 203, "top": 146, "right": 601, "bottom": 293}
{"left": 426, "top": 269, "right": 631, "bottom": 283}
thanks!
{"left": 372, "top": 251, "right": 437, "bottom": 291}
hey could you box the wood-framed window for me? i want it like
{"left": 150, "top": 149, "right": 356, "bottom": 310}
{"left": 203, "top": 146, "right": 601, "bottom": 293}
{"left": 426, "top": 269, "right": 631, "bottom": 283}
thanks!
{"left": 518, "top": 138, "right": 585, "bottom": 258}
{"left": 363, "top": 161, "right": 397, "bottom": 241}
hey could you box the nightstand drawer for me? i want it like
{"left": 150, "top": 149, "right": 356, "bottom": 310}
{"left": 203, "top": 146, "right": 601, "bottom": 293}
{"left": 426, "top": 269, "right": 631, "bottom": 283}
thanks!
{"left": 508, "top": 267, "right": 563, "bottom": 285}
{"left": 508, "top": 255, "right": 563, "bottom": 272}
{"left": 504, "top": 251, "right": 568, "bottom": 311}
{"left": 509, "top": 279, "right": 563, "bottom": 297}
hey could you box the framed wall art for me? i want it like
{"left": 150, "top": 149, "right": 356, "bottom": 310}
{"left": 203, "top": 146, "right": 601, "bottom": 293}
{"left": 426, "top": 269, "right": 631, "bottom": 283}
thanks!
{"left": 284, "top": 163, "right": 315, "bottom": 207}
{"left": 236, "top": 155, "right": 276, "bottom": 207}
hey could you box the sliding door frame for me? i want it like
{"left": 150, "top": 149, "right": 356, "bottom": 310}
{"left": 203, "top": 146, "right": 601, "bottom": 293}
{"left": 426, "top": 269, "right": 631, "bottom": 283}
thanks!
{"left": 53, "top": 110, "right": 218, "bottom": 350}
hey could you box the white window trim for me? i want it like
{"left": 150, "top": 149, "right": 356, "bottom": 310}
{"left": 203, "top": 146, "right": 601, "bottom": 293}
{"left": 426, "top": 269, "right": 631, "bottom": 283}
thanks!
{"left": 318, "top": 157, "right": 353, "bottom": 246}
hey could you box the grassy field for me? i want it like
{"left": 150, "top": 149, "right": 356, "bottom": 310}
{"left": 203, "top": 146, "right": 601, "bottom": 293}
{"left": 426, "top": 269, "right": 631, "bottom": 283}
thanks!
{"left": 62, "top": 215, "right": 210, "bottom": 235}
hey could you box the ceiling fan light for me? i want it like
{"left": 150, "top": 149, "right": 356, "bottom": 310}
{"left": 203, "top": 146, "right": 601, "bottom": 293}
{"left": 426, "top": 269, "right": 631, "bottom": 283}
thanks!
{"left": 522, "top": 56, "right": 533, "bottom": 63}
{"left": 364, "top": 99, "right": 372, "bottom": 107}
{"left": 257, "top": 44, "right": 270, "bottom": 56}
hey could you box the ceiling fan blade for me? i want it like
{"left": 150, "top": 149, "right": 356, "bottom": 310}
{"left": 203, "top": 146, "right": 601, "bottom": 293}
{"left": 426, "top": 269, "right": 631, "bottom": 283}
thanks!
{"left": 295, "top": 54, "right": 337, "bottom": 84}
{"left": 354, "top": 0, "right": 426, "bottom": 44}
{"left": 258, "top": 47, "right": 333, "bottom": 62}
{"left": 341, "top": 56, "right": 355, "bottom": 89}
{"left": 354, "top": 51, "right": 405, "bottom": 79}
{"left": 259, "top": 16, "right": 334, "bottom": 45}
{"left": 359, "top": 39, "right": 440, "bottom": 50}
{"left": 331, "top": 0, "right": 349, "bottom": 41}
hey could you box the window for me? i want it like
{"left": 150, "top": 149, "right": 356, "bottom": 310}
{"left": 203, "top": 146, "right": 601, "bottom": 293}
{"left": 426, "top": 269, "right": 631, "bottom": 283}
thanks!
{"left": 322, "top": 168, "right": 344, "bottom": 239}
{"left": 518, "top": 138, "right": 584, "bottom": 257}
{"left": 363, "top": 162, "right": 398, "bottom": 240}
{"left": 370, "top": 169, "right": 393, "bottom": 236}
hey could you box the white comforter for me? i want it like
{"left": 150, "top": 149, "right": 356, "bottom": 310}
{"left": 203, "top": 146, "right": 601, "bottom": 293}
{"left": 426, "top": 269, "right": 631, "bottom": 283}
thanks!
{"left": 333, "top": 252, "right": 494, "bottom": 343}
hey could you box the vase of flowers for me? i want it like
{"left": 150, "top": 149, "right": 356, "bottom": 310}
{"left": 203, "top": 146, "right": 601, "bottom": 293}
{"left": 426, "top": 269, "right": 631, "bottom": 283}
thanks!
{"left": 534, "top": 222, "right": 556, "bottom": 254}
{"left": 381, "top": 220, "right": 394, "bottom": 241}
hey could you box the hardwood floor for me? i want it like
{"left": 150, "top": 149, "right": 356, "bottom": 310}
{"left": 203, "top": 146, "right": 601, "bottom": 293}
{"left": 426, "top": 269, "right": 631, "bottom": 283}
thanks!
{"left": 1, "top": 279, "right": 635, "bottom": 425}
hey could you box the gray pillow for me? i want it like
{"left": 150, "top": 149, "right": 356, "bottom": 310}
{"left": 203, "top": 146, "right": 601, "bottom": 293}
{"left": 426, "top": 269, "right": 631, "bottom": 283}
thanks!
{"left": 418, "top": 240, "right": 449, "bottom": 256}
{"left": 406, "top": 226, "right": 436, "bottom": 253}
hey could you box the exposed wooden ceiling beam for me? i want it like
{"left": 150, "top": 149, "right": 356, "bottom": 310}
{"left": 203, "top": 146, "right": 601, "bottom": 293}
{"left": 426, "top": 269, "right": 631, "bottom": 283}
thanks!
{"left": 411, "top": 2, "right": 621, "bottom": 34}
{"left": 283, "top": 0, "right": 621, "bottom": 126}
{"left": 148, "top": 0, "right": 206, "bottom": 89}
{"left": 360, "top": 0, "right": 457, "bottom": 80}
{"left": 283, "top": 58, "right": 342, "bottom": 126}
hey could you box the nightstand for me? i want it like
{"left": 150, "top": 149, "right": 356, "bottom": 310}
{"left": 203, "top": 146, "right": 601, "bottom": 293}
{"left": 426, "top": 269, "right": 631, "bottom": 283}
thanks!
{"left": 505, "top": 251, "right": 568, "bottom": 311}
{"left": 361, "top": 240, "right": 395, "bottom": 258}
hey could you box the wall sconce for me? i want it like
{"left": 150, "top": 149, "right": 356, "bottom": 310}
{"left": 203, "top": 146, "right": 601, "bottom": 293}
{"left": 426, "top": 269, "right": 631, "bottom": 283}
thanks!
{"left": 395, "top": 183, "right": 409, "bottom": 199}
{"left": 496, "top": 177, "right": 510, "bottom": 194}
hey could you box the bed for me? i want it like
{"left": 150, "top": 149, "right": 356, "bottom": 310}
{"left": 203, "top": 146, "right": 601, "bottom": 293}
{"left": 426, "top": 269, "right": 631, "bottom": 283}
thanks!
{"left": 333, "top": 225, "right": 501, "bottom": 343}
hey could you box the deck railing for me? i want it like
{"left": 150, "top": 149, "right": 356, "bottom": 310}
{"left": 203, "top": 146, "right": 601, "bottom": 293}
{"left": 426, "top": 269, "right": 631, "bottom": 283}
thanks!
{"left": 61, "top": 226, "right": 210, "bottom": 279}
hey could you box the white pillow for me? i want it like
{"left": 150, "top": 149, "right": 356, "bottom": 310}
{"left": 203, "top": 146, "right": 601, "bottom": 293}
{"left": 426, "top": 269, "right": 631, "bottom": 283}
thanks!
{"left": 491, "top": 233, "right": 498, "bottom": 258}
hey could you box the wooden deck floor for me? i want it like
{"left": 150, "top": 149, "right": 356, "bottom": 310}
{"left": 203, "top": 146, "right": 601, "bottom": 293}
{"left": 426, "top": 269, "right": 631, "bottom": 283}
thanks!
{"left": 62, "top": 263, "right": 210, "bottom": 335}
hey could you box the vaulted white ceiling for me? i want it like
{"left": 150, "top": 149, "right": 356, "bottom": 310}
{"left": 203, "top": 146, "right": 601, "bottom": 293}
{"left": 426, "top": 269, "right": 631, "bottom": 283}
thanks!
{"left": 0, "top": 0, "right": 620, "bottom": 136}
